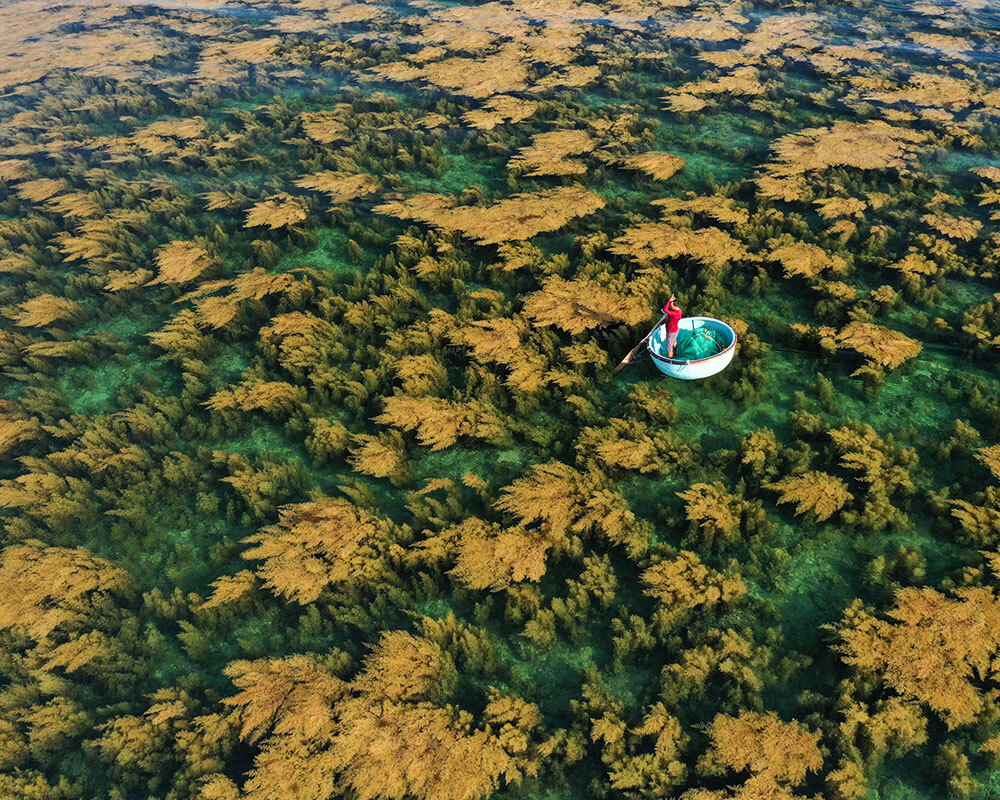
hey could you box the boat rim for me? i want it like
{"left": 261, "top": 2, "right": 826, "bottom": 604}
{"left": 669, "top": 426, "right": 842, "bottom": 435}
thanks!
{"left": 648, "top": 318, "right": 739, "bottom": 366}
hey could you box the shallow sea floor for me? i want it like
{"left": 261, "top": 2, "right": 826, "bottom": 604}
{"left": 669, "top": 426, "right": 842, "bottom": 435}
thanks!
{"left": 1, "top": 0, "right": 1000, "bottom": 798}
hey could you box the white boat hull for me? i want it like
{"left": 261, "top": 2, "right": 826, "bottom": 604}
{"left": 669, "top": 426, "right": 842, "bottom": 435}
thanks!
{"left": 647, "top": 316, "right": 738, "bottom": 380}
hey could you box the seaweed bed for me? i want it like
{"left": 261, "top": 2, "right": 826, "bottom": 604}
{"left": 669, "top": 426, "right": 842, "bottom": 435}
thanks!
{"left": 2, "top": 0, "right": 1000, "bottom": 798}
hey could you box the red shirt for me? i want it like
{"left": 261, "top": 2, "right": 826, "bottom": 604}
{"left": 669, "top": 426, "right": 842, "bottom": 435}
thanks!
{"left": 664, "top": 304, "right": 683, "bottom": 333}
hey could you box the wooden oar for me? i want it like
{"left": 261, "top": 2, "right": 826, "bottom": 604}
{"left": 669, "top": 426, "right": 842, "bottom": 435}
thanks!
{"left": 614, "top": 314, "right": 667, "bottom": 374}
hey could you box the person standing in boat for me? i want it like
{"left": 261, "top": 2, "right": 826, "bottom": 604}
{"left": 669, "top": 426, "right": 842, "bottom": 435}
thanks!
{"left": 663, "top": 295, "right": 683, "bottom": 358}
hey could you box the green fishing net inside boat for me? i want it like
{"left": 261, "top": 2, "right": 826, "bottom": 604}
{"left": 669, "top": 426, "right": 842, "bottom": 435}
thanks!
{"left": 674, "top": 327, "right": 725, "bottom": 359}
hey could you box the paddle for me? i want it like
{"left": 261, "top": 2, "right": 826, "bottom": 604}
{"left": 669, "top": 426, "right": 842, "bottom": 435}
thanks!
{"left": 614, "top": 313, "right": 667, "bottom": 374}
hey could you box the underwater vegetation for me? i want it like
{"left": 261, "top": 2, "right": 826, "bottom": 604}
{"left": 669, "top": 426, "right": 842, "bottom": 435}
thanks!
{"left": 2, "top": 0, "right": 1000, "bottom": 798}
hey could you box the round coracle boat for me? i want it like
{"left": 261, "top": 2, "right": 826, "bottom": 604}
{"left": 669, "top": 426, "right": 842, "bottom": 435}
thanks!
{"left": 647, "top": 316, "right": 738, "bottom": 380}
